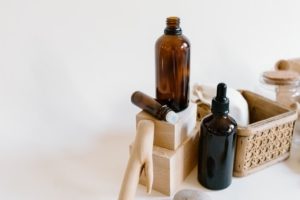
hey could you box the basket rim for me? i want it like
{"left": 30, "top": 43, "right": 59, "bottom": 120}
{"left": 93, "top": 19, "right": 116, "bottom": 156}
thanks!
{"left": 237, "top": 110, "right": 297, "bottom": 136}
{"left": 237, "top": 90, "right": 297, "bottom": 137}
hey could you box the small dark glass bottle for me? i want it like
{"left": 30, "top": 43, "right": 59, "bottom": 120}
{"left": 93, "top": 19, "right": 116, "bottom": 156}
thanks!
{"left": 155, "top": 16, "right": 190, "bottom": 112}
{"left": 197, "top": 83, "right": 237, "bottom": 190}
{"left": 131, "top": 91, "right": 178, "bottom": 124}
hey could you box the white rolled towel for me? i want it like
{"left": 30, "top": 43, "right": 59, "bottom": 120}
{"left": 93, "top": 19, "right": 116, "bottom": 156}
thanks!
{"left": 193, "top": 84, "right": 249, "bottom": 127}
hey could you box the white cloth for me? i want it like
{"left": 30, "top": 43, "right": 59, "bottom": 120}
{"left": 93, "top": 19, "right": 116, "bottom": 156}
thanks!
{"left": 192, "top": 84, "right": 249, "bottom": 127}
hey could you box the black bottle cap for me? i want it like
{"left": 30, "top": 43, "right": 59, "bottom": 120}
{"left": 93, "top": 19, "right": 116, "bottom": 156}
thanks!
{"left": 164, "top": 16, "right": 182, "bottom": 35}
{"left": 211, "top": 83, "right": 229, "bottom": 114}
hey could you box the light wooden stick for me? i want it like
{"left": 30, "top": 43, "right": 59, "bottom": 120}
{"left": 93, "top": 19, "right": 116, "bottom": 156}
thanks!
{"left": 118, "top": 120, "right": 154, "bottom": 200}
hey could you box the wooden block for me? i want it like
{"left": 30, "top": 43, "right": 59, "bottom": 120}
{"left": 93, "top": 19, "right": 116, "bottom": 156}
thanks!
{"left": 140, "top": 124, "right": 200, "bottom": 196}
{"left": 136, "top": 103, "right": 197, "bottom": 150}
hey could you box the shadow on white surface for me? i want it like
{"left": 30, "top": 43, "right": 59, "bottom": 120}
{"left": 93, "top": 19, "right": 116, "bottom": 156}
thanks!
{"left": 284, "top": 123, "right": 300, "bottom": 174}
{"left": 0, "top": 130, "right": 137, "bottom": 200}
{"left": 285, "top": 143, "right": 300, "bottom": 174}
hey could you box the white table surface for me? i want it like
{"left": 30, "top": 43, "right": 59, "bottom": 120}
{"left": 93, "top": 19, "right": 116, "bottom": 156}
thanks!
{"left": 121, "top": 135, "right": 300, "bottom": 200}
{"left": 1, "top": 129, "right": 299, "bottom": 200}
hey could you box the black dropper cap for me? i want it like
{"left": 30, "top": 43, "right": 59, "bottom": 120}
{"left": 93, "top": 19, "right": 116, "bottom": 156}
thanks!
{"left": 211, "top": 83, "right": 229, "bottom": 114}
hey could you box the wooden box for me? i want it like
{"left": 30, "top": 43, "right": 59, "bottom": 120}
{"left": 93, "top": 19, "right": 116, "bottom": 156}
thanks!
{"left": 136, "top": 103, "right": 197, "bottom": 150}
{"left": 139, "top": 124, "right": 200, "bottom": 195}
{"left": 233, "top": 90, "right": 297, "bottom": 177}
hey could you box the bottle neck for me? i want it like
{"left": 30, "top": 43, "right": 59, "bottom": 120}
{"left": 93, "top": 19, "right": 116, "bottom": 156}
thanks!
{"left": 164, "top": 17, "right": 182, "bottom": 35}
{"left": 212, "top": 111, "right": 229, "bottom": 117}
{"left": 157, "top": 105, "right": 172, "bottom": 119}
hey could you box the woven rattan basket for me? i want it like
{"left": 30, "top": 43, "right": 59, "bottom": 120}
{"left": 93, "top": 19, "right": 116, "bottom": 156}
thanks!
{"left": 233, "top": 90, "right": 297, "bottom": 177}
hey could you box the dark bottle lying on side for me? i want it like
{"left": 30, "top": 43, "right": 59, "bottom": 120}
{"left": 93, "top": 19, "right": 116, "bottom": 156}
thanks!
{"left": 198, "top": 83, "right": 237, "bottom": 190}
{"left": 131, "top": 91, "right": 178, "bottom": 124}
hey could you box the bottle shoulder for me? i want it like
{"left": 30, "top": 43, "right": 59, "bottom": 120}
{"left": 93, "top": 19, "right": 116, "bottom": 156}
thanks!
{"left": 201, "top": 114, "right": 237, "bottom": 136}
{"left": 181, "top": 34, "right": 190, "bottom": 44}
{"left": 155, "top": 34, "right": 190, "bottom": 47}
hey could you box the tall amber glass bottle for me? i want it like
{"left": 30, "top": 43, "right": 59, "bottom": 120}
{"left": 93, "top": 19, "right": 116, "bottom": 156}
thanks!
{"left": 155, "top": 17, "right": 190, "bottom": 112}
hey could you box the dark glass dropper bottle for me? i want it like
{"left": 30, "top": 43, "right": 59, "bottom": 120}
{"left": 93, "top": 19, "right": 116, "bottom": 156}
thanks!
{"left": 197, "top": 83, "right": 237, "bottom": 190}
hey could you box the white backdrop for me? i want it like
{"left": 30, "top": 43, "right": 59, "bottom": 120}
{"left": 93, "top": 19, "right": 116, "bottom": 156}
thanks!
{"left": 1, "top": 0, "right": 300, "bottom": 199}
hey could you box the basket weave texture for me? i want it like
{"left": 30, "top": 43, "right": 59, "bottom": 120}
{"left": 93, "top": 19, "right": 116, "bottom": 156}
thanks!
{"left": 235, "top": 121, "right": 295, "bottom": 176}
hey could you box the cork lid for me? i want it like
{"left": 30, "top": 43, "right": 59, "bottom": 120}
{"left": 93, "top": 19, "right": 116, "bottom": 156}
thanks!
{"left": 262, "top": 70, "right": 300, "bottom": 86}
